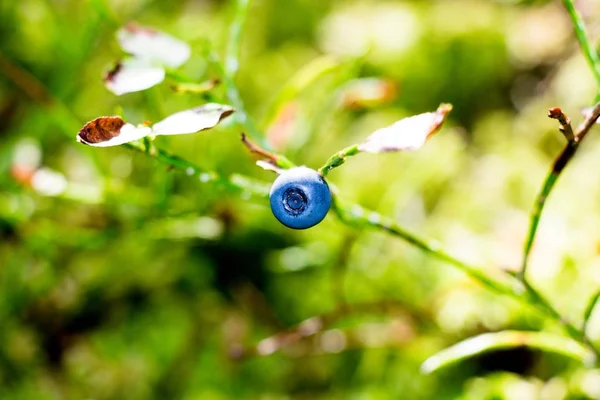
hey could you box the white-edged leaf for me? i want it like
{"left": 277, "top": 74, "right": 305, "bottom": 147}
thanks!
{"left": 358, "top": 103, "right": 452, "bottom": 153}
{"left": 104, "top": 59, "right": 165, "bottom": 95}
{"left": 421, "top": 330, "right": 595, "bottom": 375}
{"left": 151, "top": 103, "right": 235, "bottom": 136}
{"left": 77, "top": 104, "right": 234, "bottom": 147}
{"left": 77, "top": 116, "right": 152, "bottom": 147}
{"left": 104, "top": 58, "right": 165, "bottom": 95}
{"left": 117, "top": 24, "right": 191, "bottom": 68}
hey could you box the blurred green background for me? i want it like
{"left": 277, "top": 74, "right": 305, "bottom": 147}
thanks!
{"left": 2, "top": 0, "right": 600, "bottom": 398}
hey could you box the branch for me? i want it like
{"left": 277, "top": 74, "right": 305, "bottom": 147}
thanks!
{"left": 240, "top": 133, "right": 296, "bottom": 169}
{"left": 520, "top": 102, "right": 600, "bottom": 280}
{"left": 128, "top": 139, "right": 526, "bottom": 315}
{"left": 6, "top": 25, "right": 600, "bottom": 365}
{"left": 124, "top": 142, "right": 270, "bottom": 198}
{"left": 514, "top": 103, "right": 600, "bottom": 360}
{"left": 128, "top": 140, "right": 523, "bottom": 312}
{"left": 330, "top": 196, "right": 517, "bottom": 298}
{"left": 575, "top": 102, "right": 600, "bottom": 142}
{"left": 548, "top": 107, "right": 574, "bottom": 141}
{"left": 332, "top": 194, "right": 600, "bottom": 360}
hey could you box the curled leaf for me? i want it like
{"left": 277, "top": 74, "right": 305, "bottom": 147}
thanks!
{"left": 77, "top": 116, "right": 152, "bottom": 147}
{"left": 421, "top": 330, "right": 595, "bottom": 375}
{"left": 76, "top": 104, "right": 234, "bottom": 147}
{"left": 151, "top": 103, "right": 235, "bottom": 136}
{"left": 358, "top": 103, "right": 452, "bottom": 153}
{"left": 117, "top": 24, "right": 191, "bottom": 68}
{"left": 104, "top": 59, "right": 165, "bottom": 95}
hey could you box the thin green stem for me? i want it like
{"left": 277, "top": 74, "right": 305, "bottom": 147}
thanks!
{"left": 522, "top": 281, "right": 576, "bottom": 338}
{"left": 128, "top": 141, "right": 524, "bottom": 308}
{"left": 523, "top": 280, "right": 600, "bottom": 360}
{"left": 73, "top": 128, "right": 600, "bottom": 360}
{"left": 225, "top": 0, "right": 249, "bottom": 77}
{"left": 330, "top": 196, "right": 517, "bottom": 298}
{"left": 517, "top": 100, "right": 600, "bottom": 359}
{"left": 318, "top": 144, "right": 360, "bottom": 176}
{"left": 7, "top": 6, "right": 600, "bottom": 364}
{"left": 332, "top": 193, "right": 600, "bottom": 360}
{"left": 520, "top": 148, "right": 569, "bottom": 279}
{"left": 562, "top": 0, "right": 600, "bottom": 87}
{"left": 219, "top": 0, "right": 268, "bottom": 147}
{"left": 77, "top": 131, "right": 600, "bottom": 362}
{"left": 123, "top": 142, "right": 270, "bottom": 198}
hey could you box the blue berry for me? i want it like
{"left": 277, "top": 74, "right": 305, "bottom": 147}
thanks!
{"left": 269, "top": 166, "right": 332, "bottom": 229}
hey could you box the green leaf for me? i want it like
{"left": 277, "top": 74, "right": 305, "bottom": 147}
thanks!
{"left": 421, "top": 330, "right": 595, "bottom": 374}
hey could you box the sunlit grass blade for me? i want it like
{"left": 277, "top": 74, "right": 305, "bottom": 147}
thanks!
{"left": 421, "top": 330, "right": 596, "bottom": 374}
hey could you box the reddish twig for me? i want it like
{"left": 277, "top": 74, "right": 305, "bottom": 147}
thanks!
{"left": 548, "top": 107, "right": 575, "bottom": 142}
{"left": 240, "top": 132, "right": 296, "bottom": 169}
{"left": 241, "top": 132, "right": 280, "bottom": 162}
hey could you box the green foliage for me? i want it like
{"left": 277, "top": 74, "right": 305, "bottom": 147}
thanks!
{"left": 1, "top": 0, "right": 600, "bottom": 399}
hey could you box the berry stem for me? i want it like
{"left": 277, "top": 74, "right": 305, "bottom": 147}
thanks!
{"left": 318, "top": 144, "right": 360, "bottom": 176}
